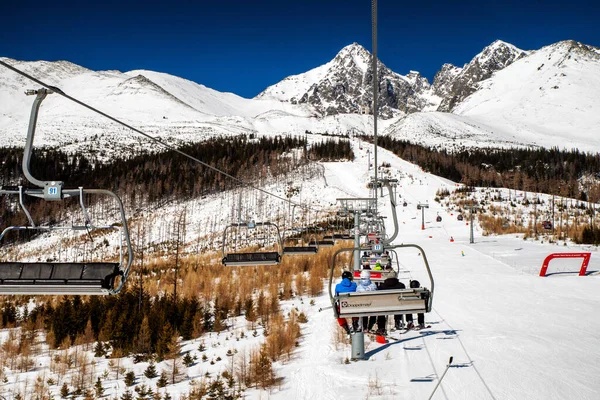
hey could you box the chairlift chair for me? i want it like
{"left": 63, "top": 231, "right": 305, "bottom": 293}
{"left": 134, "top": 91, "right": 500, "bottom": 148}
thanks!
{"left": 282, "top": 229, "right": 318, "bottom": 256}
{"left": 543, "top": 221, "right": 553, "bottom": 230}
{"left": 457, "top": 214, "right": 464, "bottom": 221}
{"left": 436, "top": 215, "right": 442, "bottom": 222}
{"left": 222, "top": 222, "right": 283, "bottom": 266}
{"left": 329, "top": 244, "right": 434, "bottom": 318}
{"left": 0, "top": 89, "right": 133, "bottom": 295}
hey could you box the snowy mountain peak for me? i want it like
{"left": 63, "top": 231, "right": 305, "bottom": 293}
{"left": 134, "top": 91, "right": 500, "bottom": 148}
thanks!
{"left": 258, "top": 43, "right": 441, "bottom": 118}
{"left": 333, "top": 42, "right": 372, "bottom": 73}
{"left": 472, "top": 40, "right": 529, "bottom": 69}
{"left": 543, "top": 40, "right": 600, "bottom": 62}
{"left": 436, "top": 40, "right": 529, "bottom": 112}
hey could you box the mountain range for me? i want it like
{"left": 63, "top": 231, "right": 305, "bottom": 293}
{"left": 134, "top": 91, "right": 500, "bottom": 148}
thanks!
{"left": 1, "top": 39, "right": 599, "bottom": 156}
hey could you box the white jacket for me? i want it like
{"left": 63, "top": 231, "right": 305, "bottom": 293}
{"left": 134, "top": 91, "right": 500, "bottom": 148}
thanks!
{"left": 357, "top": 279, "right": 377, "bottom": 292}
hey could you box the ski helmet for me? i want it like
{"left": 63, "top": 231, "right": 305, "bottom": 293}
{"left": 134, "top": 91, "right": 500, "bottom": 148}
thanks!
{"left": 342, "top": 270, "right": 353, "bottom": 280}
{"left": 360, "top": 269, "right": 371, "bottom": 280}
{"left": 410, "top": 280, "right": 420, "bottom": 288}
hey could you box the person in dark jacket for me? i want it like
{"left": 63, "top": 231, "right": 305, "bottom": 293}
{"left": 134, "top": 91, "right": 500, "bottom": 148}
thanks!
{"left": 335, "top": 271, "right": 359, "bottom": 334}
{"left": 377, "top": 276, "right": 407, "bottom": 331}
{"left": 406, "top": 280, "right": 426, "bottom": 329}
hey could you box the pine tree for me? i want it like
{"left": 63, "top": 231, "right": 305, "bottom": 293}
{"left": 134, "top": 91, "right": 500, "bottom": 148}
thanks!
{"left": 94, "top": 377, "right": 104, "bottom": 397}
{"left": 121, "top": 390, "right": 133, "bottom": 400}
{"left": 94, "top": 341, "right": 106, "bottom": 357}
{"left": 124, "top": 371, "right": 136, "bottom": 387}
{"left": 182, "top": 352, "right": 194, "bottom": 367}
{"left": 60, "top": 382, "right": 69, "bottom": 398}
{"left": 144, "top": 361, "right": 158, "bottom": 379}
{"left": 254, "top": 347, "right": 274, "bottom": 389}
{"left": 157, "top": 370, "right": 168, "bottom": 388}
{"left": 136, "top": 316, "right": 152, "bottom": 355}
{"left": 155, "top": 324, "right": 173, "bottom": 361}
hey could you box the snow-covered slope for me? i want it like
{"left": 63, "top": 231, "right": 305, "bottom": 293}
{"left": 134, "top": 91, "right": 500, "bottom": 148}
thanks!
{"left": 125, "top": 69, "right": 313, "bottom": 119}
{"left": 453, "top": 40, "right": 600, "bottom": 152}
{"left": 383, "top": 111, "right": 526, "bottom": 151}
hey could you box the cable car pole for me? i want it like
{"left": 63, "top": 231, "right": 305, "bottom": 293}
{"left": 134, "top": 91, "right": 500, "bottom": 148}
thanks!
{"left": 372, "top": 0, "right": 378, "bottom": 214}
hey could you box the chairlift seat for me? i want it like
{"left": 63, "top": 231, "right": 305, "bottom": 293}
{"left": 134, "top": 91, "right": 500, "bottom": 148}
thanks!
{"left": 332, "top": 234, "right": 346, "bottom": 240}
{"left": 0, "top": 262, "right": 121, "bottom": 295}
{"left": 283, "top": 246, "right": 318, "bottom": 255}
{"left": 222, "top": 252, "right": 281, "bottom": 266}
{"left": 323, "top": 235, "right": 334, "bottom": 240}
{"left": 317, "top": 240, "right": 335, "bottom": 247}
{"left": 336, "top": 288, "right": 431, "bottom": 318}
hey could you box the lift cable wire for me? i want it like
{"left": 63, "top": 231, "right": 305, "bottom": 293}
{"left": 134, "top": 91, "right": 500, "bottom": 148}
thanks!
{"left": 0, "top": 59, "right": 325, "bottom": 213}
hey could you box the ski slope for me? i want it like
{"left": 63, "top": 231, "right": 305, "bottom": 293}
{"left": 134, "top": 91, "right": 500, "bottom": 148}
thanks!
{"left": 256, "top": 140, "right": 600, "bottom": 400}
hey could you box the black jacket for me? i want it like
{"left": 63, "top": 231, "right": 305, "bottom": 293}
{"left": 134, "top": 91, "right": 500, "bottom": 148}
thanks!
{"left": 378, "top": 277, "right": 405, "bottom": 290}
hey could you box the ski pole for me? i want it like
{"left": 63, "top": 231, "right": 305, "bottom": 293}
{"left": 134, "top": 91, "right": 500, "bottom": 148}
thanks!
{"left": 427, "top": 356, "right": 453, "bottom": 400}
{"left": 318, "top": 306, "right": 333, "bottom": 312}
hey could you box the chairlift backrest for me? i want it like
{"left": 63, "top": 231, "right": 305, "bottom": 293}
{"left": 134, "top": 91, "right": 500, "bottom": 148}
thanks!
{"left": 222, "top": 221, "right": 283, "bottom": 266}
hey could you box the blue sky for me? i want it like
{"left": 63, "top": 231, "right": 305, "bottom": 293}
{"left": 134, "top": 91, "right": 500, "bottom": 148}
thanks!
{"left": 1, "top": 0, "right": 598, "bottom": 98}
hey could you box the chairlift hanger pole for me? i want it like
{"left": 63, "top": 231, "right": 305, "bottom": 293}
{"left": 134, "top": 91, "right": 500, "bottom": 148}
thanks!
{"left": 372, "top": 0, "right": 378, "bottom": 214}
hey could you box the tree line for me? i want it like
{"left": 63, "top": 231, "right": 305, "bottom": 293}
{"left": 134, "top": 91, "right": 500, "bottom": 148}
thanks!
{"left": 307, "top": 138, "right": 354, "bottom": 161}
{"left": 373, "top": 136, "right": 600, "bottom": 202}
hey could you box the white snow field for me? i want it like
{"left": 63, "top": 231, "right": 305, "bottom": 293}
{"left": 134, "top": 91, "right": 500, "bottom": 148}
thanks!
{"left": 254, "top": 140, "right": 600, "bottom": 400}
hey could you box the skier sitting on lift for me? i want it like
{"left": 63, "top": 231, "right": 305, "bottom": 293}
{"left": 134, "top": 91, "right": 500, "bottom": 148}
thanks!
{"left": 335, "top": 271, "right": 359, "bottom": 334}
{"left": 405, "top": 280, "right": 426, "bottom": 329}
{"left": 357, "top": 269, "right": 379, "bottom": 332}
{"left": 377, "top": 275, "right": 406, "bottom": 331}
{"left": 384, "top": 264, "right": 397, "bottom": 278}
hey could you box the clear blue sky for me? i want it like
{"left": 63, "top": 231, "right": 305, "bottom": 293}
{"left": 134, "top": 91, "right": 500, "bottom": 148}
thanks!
{"left": 1, "top": 0, "right": 598, "bottom": 98}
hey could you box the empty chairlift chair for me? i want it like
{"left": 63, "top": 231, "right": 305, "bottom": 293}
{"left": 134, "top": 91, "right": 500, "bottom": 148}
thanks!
{"left": 222, "top": 222, "right": 283, "bottom": 266}
{"left": 0, "top": 89, "right": 133, "bottom": 295}
{"left": 282, "top": 229, "right": 318, "bottom": 256}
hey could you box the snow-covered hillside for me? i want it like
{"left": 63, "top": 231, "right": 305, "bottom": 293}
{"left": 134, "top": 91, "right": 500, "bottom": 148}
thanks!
{"left": 453, "top": 40, "right": 600, "bottom": 152}
{"left": 2, "top": 38, "right": 600, "bottom": 158}
{"left": 1, "top": 138, "right": 599, "bottom": 400}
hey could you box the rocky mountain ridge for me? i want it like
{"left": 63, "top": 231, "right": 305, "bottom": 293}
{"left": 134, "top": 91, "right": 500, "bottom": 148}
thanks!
{"left": 258, "top": 40, "right": 531, "bottom": 117}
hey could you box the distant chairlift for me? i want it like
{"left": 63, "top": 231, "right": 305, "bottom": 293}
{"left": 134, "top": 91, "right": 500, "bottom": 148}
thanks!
{"left": 436, "top": 215, "right": 442, "bottom": 222}
{"left": 0, "top": 89, "right": 133, "bottom": 295}
{"left": 457, "top": 214, "right": 464, "bottom": 221}
{"left": 222, "top": 222, "right": 283, "bottom": 266}
{"left": 543, "top": 221, "right": 553, "bottom": 230}
{"left": 282, "top": 229, "right": 318, "bottom": 256}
